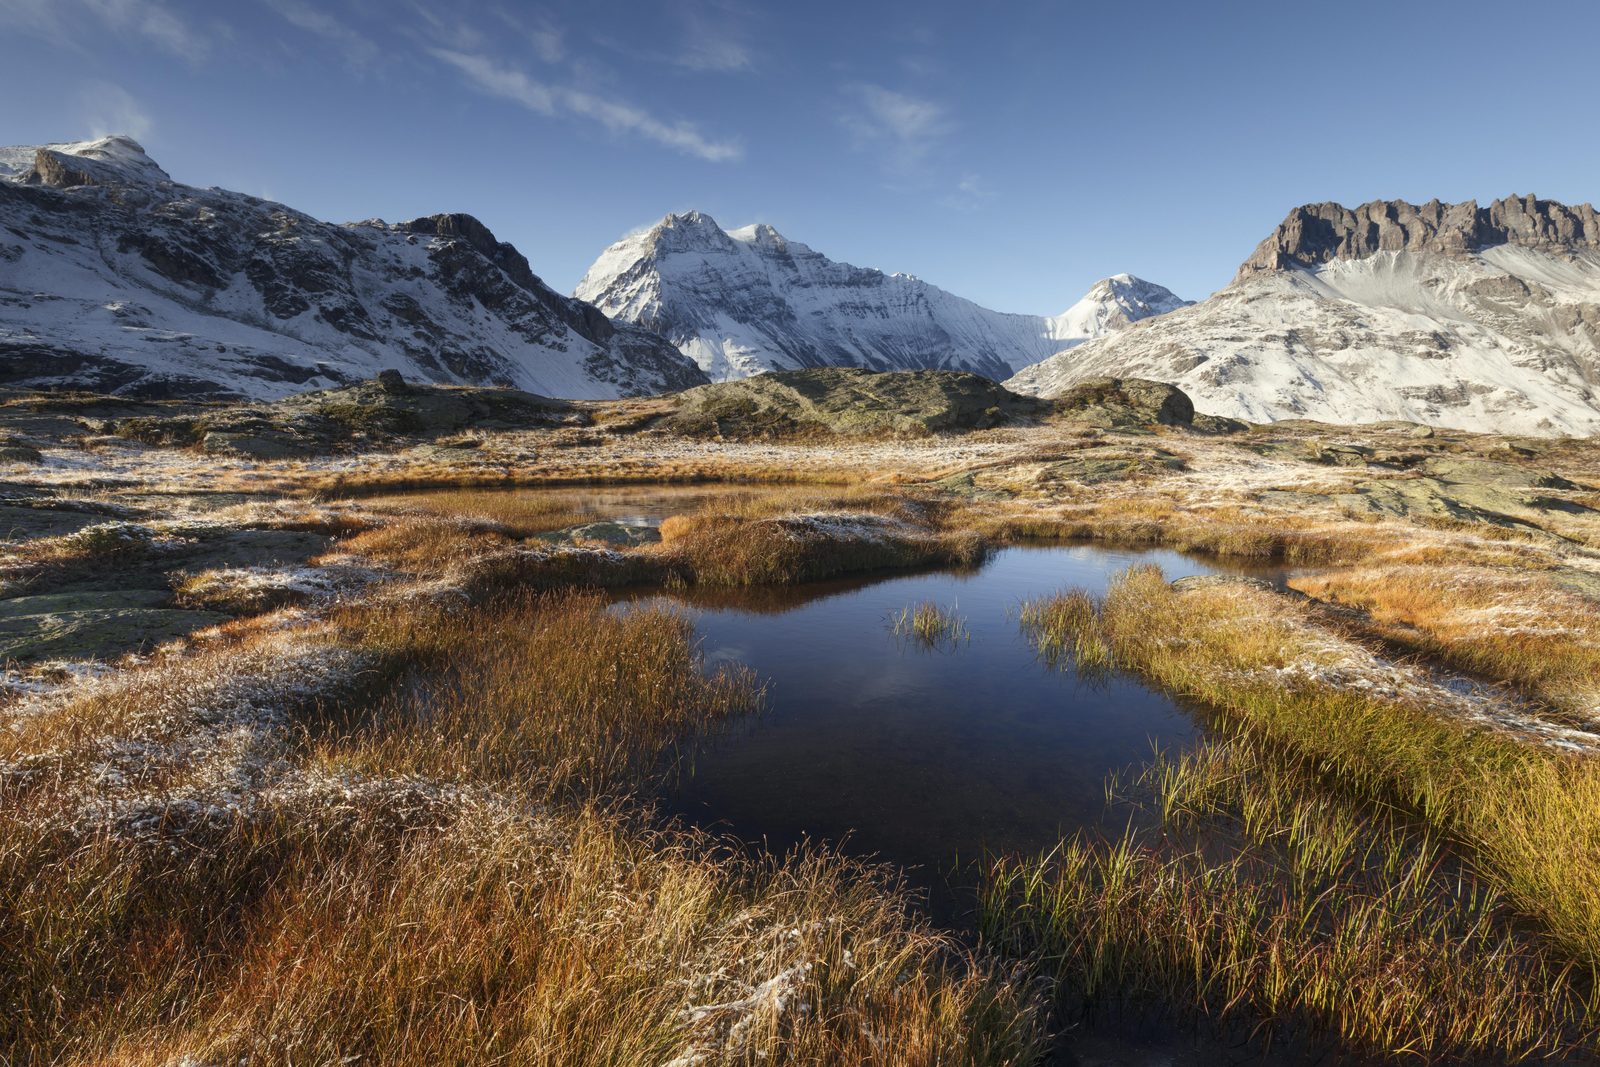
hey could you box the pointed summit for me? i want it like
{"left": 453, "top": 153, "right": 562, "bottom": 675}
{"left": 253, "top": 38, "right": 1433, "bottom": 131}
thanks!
{"left": 647, "top": 210, "right": 737, "bottom": 253}
{"left": 0, "top": 133, "right": 706, "bottom": 399}
{"left": 575, "top": 214, "right": 1187, "bottom": 382}
{"left": 1052, "top": 275, "right": 1191, "bottom": 338}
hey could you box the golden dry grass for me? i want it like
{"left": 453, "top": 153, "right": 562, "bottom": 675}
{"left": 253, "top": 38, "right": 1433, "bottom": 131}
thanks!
{"left": 987, "top": 573, "right": 1600, "bottom": 1060}
{"left": 364, "top": 488, "right": 601, "bottom": 535}
{"left": 1291, "top": 563, "right": 1600, "bottom": 720}
{"left": 891, "top": 601, "right": 970, "bottom": 647}
{"left": 1025, "top": 567, "right": 1600, "bottom": 972}
{"left": 1, "top": 580, "right": 1046, "bottom": 1066}
{"left": 657, "top": 492, "right": 982, "bottom": 587}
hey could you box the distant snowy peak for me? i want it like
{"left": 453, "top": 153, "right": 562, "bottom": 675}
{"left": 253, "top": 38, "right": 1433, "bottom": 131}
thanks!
{"left": 1007, "top": 196, "right": 1600, "bottom": 437}
{"left": 576, "top": 210, "right": 1185, "bottom": 382}
{"left": 0, "top": 135, "right": 705, "bottom": 399}
{"left": 1052, "top": 273, "right": 1191, "bottom": 339}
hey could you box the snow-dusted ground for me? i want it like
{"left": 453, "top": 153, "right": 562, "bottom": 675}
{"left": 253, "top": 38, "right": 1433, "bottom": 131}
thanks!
{"left": 1212, "top": 584, "right": 1600, "bottom": 752}
{"left": 576, "top": 211, "right": 1187, "bottom": 381}
{"left": 1008, "top": 246, "right": 1600, "bottom": 437}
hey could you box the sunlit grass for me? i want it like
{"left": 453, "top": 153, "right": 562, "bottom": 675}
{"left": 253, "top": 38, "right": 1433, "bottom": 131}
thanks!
{"left": 981, "top": 826, "right": 1589, "bottom": 1062}
{"left": 1292, "top": 563, "right": 1600, "bottom": 721}
{"left": 891, "top": 601, "right": 970, "bottom": 648}
{"left": 1023, "top": 566, "right": 1600, "bottom": 974}
{"left": 0, "top": 580, "right": 1047, "bottom": 1065}
{"left": 1017, "top": 589, "right": 1112, "bottom": 674}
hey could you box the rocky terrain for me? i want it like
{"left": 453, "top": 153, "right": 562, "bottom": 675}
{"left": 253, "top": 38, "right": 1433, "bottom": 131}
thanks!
{"left": 1, "top": 370, "right": 1595, "bottom": 667}
{"left": 662, "top": 367, "right": 1050, "bottom": 438}
{"left": 0, "top": 136, "right": 706, "bottom": 400}
{"left": 1007, "top": 195, "right": 1600, "bottom": 437}
{"left": 576, "top": 211, "right": 1187, "bottom": 381}
{"left": 3, "top": 367, "right": 1598, "bottom": 1065}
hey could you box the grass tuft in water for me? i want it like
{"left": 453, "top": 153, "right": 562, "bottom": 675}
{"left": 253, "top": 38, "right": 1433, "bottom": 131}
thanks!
{"left": 1017, "top": 589, "right": 1112, "bottom": 675}
{"left": 891, "top": 600, "right": 970, "bottom": 648}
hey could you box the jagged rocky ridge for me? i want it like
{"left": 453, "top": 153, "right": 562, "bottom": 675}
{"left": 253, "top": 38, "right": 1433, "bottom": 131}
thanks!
{"left": 575, "top": 211, "right": 1188, "bottom": 382}
{"left": 0, "top": 136, "right": 707, "bottom": 399}
{"left": 1241, "top": 195, "right": 1600, "bottom": 272}
{"left": 1009, "top": 195, "right": 1600, "bottom": 437}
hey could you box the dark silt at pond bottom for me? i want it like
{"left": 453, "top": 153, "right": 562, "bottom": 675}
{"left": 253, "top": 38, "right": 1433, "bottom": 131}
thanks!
{"left": 619, "top": 543, "right": 1285, "bottom": 927}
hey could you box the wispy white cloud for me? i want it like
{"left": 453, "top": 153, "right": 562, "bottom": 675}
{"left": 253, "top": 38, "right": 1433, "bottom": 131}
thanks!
{"left": 265, "top": 0, "right": 379, "bottom": 68}
{"left": 80, "top": 81, "right": 153, "bottom": 141}
{"left": 0, "top": 0, "right": 211, "bottom": 60}
{"left": 430, "top": 48, "right": 742, "bottom": 163}
{"left": 840, "top": 83, "right": 952, "bottom": 171}
{"left": 590, "top": 1, "right": 757, "bottom": 75}
{"left": 676, "top": 34, "right": 750, "bottom": 72}
{"left": 943, "top": 173, "right": 993, "bottom": 211}
{"left": 84, "top": 0, "right": 209, "bottom": 58}
{"left": 485, "top": 5, "right": 565, "bottom": 63}
{"left": 405, "top": 0, "right": 490, "bottom": 54}
{"left": 673, "top": 3, "right": 753, "bottom": 72}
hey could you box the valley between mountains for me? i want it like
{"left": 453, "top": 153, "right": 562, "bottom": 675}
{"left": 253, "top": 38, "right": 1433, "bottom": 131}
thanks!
{"left": 4, "top": 133, "right": 1600, "bottom": 1067}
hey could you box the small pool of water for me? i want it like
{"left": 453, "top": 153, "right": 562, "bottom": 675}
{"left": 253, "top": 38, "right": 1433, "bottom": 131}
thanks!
{"left": 627, "top": 543, "right": 1283, "bottom": 924}
{"left": 533, "top": 483, "right": 773, "bottom": 527}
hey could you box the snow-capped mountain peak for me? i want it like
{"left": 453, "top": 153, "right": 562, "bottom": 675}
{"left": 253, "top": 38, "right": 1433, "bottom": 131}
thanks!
{"left": 1052, "top": 273, "right": 1192, "bottom": 339}
{"left": 0, "top": 135, "right": 706, "bottom": 399}
{"left": 575, "top": 210, "right": 1187, "bottom": 382}
{"left": 1007, "top": 195, "right": 1600, "bottom": 437}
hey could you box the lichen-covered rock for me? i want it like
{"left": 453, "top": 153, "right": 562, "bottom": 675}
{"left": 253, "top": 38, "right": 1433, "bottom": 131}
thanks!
{"left": 665, "top": 367, "right": 1049, "bottom": 438}
{"left": 1049, "top": 377, "right": 1194, "bottom": 428}
{"left": 115, "top": 377, "right": 584, "bottom": 455}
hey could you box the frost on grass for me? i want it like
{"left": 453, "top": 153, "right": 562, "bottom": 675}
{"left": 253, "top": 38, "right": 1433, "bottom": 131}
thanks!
{"left": 1204, "top": 584, "right": 1600, "bottom": 752}
{"left": 1, "top": 629, "right": 380, "bottom": 841}
{"left": 173, "top": 561, "right": 381, "bottom": 614}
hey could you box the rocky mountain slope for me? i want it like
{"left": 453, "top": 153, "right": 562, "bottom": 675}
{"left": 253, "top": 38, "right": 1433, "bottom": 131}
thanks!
{"left": 1007, "top": 195, "right": 1600, "bottom": 437}
{"left": 0, "top": 136, "right": 707, "bottom": 399}
{"left": 575, "top": 211, "right": 1187, "bottom": 381}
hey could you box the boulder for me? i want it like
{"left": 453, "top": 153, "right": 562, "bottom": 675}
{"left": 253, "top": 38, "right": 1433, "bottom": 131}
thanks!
{"left": 1050, "top": 377, "right": 1194, "bottom": 428}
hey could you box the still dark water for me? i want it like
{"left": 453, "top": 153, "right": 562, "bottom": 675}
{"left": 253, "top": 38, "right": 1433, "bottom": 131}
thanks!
{"left": 623, "top": 543, "right": 1280, "bottom": 926}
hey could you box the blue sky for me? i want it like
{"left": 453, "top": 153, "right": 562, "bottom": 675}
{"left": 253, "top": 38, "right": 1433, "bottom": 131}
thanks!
{"left": 3, "top": 0, "right": 1598, "bottom": 312}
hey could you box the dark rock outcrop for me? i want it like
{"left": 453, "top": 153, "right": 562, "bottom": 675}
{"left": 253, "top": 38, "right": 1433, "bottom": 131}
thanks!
{"left": 1050, "top": 377, "right": 1195, "bottom": 428}
{"left": 1241, "top": 195, "right": 1600, "bottom": 275}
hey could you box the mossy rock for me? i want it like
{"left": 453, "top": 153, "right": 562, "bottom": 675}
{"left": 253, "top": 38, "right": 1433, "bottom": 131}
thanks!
{"left": 110, "top": 376, "right": 583, "bottom": 456}
{"left": 1334, "top": 472, "right": 1595, "bottom": 528}
{"left": 1048, "top": 377, "right": 1194, "bottom": 428}
{"left": 0, "top": 443, "right": 43, "bottom": 464}
{"left": 200, "top": 431, "right": 316, "bottom": 460}
{"left": 1034, "top": 446, "right": 1187, "bottom": 485}
{"left": 0, "top": 589, "right": 225, "bottom": 662}
{"left": 281, "top": 379, "right": 576, "bottom": 435}
{"left": 665, "top": 367, "right": 1049, "bottom": 439}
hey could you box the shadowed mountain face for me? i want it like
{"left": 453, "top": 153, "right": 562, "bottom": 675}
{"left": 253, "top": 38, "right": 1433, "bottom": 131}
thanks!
{"left": 575, "top": 210, "right": 1187, "bottom": 382}
{"left": 1008, "top": 196, "right": 1600, "bottom": 437}
{"left": 0, "top": 136, "right": 707, "bottom": 400}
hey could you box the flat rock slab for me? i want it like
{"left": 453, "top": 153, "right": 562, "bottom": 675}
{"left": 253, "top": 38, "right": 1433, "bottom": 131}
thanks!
{"left": 0, "top": 589, "right": 225, "bottom": 662}
{"left": 0, "top": 503, "right": 110, "bottom": 541}
{"left": 534, "top": 521, "right": 661, "bottom": 547}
